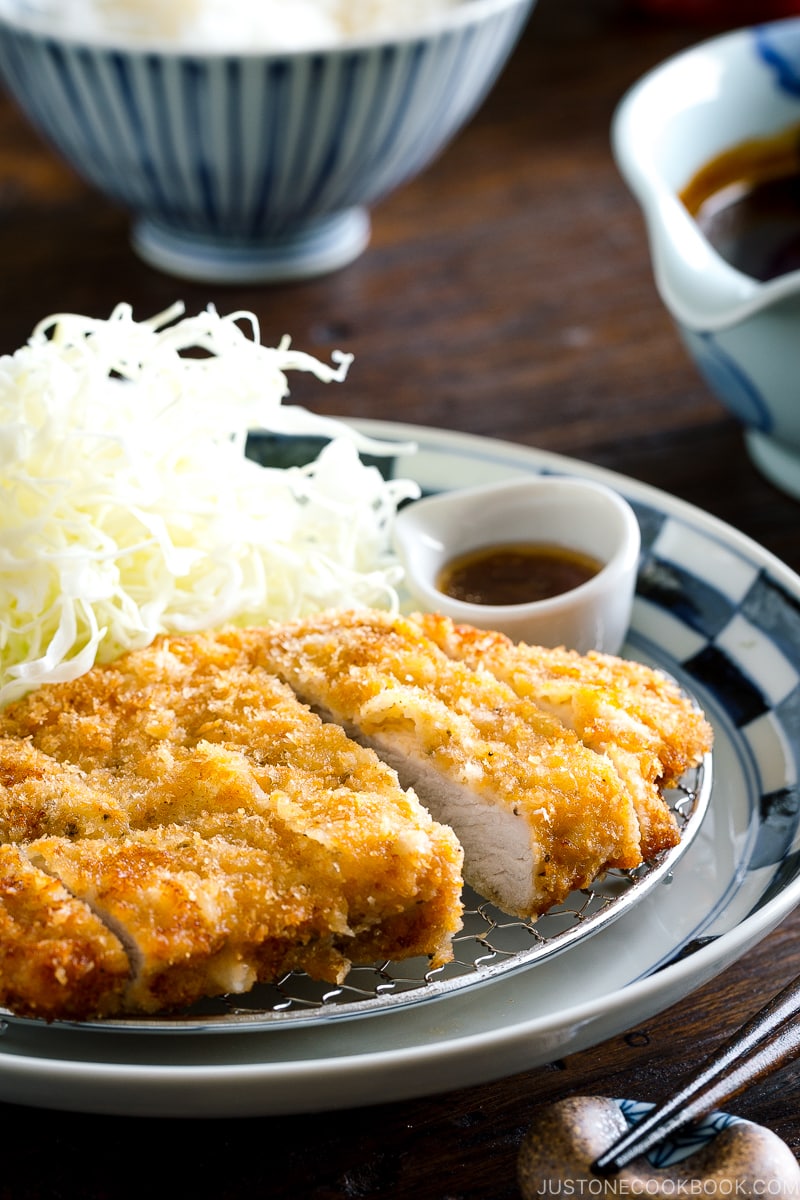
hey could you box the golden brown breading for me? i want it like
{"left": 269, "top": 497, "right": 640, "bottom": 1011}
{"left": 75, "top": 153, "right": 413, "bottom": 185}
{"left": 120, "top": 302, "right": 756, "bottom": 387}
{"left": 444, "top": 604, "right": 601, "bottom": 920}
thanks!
{"left": 414, "top": 613, "right": 713, "bottom": 859}
{"left": 0, "top": 608, "right": 713, "bottom": 1022}
{"left": 0, "top": 844, "right": 130, "bottom": 1020}
{"left": 29, "top": 826, "right": 350, "bottom": 1015}
{"left": 0, "top": 633, "right": 463, "bottom": 1020}
{"left": 237, "top": 610, "right": 647, "bottom": 919}
{"left": 0, "top": 738, "right": 131, "bottom": 843}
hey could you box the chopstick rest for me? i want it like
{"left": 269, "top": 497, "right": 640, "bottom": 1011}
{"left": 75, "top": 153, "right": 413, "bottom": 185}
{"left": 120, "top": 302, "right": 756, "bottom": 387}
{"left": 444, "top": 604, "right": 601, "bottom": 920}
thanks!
{"left": 592, "top": 972, "right": 800, "bottom": 1175}
{"left": 517, "top": 1096, "right": 800, "bottom": 1198}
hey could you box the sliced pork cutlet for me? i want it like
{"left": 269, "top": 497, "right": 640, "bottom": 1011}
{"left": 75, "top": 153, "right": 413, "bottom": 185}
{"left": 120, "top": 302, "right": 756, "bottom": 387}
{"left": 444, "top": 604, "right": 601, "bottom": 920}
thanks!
{"left": 0, "top": 633, "right": 463, "bottom": 1019}
{"left": 0, "top": 842, "right": 130, "bottom": 1021}
{"left": 27, "top": 819, "right": 424, "bottom": 1017}
{"left": 416, "top": 613, "right": 714, "bottom": 860}
{"left": 239, "top": 610, "right": 644, "bottom": 920}
{"left": 0, "top": 736, "right": 131, "bottom": 844}
{"left": 0, "top": 738, "right": 133, "bottom": 1019}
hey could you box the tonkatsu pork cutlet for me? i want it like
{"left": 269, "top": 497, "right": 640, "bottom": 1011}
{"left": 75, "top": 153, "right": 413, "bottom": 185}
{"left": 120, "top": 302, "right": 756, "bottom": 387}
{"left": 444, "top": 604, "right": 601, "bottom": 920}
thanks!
{"left": 0, "top": 843, "right": 130, "bottom": 1021}
{"left": 0, "top": 632, "right": 463, "bottom": 1020}
{"left": 237, "top": 610, "right": 645, "bottom": 920}
{"left": 415, "top": 613, "right": 714, "bottom": 860}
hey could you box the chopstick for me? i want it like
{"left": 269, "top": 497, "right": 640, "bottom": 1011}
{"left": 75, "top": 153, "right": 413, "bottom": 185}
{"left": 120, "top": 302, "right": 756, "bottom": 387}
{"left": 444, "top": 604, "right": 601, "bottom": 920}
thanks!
{"left": 591, "top": 972, "right": 800, "bottom": 1176}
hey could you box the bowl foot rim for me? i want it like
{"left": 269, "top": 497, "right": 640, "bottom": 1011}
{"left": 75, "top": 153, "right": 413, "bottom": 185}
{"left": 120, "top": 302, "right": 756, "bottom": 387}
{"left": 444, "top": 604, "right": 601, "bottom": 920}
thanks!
{"left": 130, "top": 207, "right": 371, "bottom": 284}
{"left": 745, "top": 428, "right": 800, "bottom": 501}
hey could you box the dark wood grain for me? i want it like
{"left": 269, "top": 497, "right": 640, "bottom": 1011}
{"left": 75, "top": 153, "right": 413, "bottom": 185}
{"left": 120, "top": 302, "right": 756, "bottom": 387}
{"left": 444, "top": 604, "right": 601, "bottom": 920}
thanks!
{"left": 592, "top": 972, "right": 800, "bottom": 1173}
{"left": 1, "top": 2, "right": 799, "bottom": 1197}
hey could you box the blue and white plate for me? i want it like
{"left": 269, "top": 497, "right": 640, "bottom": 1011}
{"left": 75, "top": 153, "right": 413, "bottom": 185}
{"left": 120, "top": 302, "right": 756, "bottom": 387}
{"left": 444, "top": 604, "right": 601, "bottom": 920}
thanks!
{"left": 0, "top": 421, "right": 797, "bottom": 1117}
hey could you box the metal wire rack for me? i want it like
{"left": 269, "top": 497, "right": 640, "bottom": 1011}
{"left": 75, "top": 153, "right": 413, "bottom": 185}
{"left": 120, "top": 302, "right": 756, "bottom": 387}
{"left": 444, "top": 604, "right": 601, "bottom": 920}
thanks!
{"left": 15, "top": 756, "right": 710, "bottom": 1036}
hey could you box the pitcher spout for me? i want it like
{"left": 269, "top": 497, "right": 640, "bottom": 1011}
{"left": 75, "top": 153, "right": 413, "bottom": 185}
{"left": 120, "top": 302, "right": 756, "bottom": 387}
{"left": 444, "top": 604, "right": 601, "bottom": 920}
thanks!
{"left": 612, "top": 18, "right": 800, "bottom": 501}
{"left": 644, "top": 190, "right": 771, "bottom": 332}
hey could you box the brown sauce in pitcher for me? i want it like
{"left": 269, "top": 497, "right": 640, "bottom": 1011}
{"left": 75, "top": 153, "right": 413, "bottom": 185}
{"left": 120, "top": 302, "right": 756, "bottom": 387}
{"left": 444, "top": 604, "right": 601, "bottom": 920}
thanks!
{"left": 680, "top": 122, "right": 800, "bottom": 281}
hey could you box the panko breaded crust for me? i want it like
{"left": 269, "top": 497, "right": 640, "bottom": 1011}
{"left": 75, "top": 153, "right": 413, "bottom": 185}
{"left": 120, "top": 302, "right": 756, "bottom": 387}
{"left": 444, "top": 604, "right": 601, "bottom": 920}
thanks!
{"left": 0, "top": 608, "right": 713, "bottom": 1021}
{"left": 0, "top": 844, "right": 130, "bottom": 1020}
{"left": 415, "top": 614, "right": 713, "bottom": 860}
{"left": 0, "top": 632, "right": 463, "bottom": 1020}
{"left": 415, "top": 616, "right": 711, "bottom": 783}
{"left": 238, "top": 610, "right": 647, "bottom": 918}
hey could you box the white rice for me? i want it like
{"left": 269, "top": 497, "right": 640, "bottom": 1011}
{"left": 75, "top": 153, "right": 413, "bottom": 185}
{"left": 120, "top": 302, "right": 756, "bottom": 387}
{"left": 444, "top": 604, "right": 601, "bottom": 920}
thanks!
{"left": 7, "top": 0, "right": 465, "bottom": 49}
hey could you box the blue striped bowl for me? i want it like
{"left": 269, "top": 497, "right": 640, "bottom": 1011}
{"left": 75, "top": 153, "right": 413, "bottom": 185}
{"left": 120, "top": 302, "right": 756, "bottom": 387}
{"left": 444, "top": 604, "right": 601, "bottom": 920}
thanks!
{"left": 0, "top": 0, "right": 534, "bottom": 281}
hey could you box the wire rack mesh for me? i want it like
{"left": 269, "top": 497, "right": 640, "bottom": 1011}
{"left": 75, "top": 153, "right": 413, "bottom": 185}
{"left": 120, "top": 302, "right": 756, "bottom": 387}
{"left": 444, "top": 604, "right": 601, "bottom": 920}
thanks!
{"left": 16, "top": 756, "right": 710, "bottom": 1036}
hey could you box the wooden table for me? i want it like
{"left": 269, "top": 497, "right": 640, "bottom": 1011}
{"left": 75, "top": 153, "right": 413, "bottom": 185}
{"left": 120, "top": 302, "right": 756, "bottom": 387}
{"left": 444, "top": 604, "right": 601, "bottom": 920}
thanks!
{"left": 1, "top": 1, "right": 799, "bottom": 1196}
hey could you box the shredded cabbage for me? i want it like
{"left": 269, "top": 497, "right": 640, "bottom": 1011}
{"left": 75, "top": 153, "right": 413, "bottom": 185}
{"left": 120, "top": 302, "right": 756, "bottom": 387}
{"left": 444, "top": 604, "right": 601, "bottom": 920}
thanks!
{"left": 0, "top": 301, "right": 419, "bottom": 707}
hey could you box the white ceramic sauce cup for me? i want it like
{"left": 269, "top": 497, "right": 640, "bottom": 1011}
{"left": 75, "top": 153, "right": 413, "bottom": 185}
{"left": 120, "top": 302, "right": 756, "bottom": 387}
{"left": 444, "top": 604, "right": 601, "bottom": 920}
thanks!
{"left": 392, "top": 476, "right": 641, "bottom": 655}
